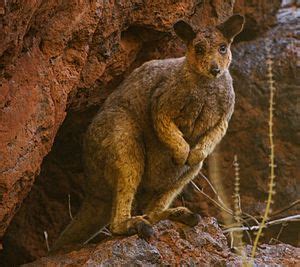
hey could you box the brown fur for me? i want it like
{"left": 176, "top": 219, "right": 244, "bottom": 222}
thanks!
{"left": 52, "top": 15, "right": 244, "bottom": 251}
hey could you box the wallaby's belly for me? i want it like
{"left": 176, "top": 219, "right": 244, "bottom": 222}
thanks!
{"left": 139, "top": 94, "right": 232, "bottom": 194}
{"left": 140, "top": 129, "right": 188, "bottom": 194}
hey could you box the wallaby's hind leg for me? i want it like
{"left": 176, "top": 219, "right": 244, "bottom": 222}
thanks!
{"left": 51, "top": 196, "right": 111, "bottom": 252}
{"left": 146, "top": 163, "right": 202, "bottom": 227}
{"left": 106, "top": 132, "right": 153, "bottom": 239}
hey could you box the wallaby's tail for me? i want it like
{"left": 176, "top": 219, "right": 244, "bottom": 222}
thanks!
{"left": 51, "top": 196, "right": 111, "bottom": 252}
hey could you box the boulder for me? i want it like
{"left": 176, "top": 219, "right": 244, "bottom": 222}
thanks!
{"left": 24, "top": 219, "right": 300, "bottom": 266}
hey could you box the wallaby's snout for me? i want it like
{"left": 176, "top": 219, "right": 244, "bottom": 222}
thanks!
{"left": 210, "top": 63, "right": 221, "bottom": 77}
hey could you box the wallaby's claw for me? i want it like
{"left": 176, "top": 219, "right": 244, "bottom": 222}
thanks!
{"left": 112, "top": 216, "right": 153, "bottom": 240}
{"left": 182, "top": 213, "right": 201, "bottom": 227}
{"left": 136, "top": 221, "right": 154, "bottom": 241}
{"left": 169, "top": 208, "right": 201, "bottom": 227}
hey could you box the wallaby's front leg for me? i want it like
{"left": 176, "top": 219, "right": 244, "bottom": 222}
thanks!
{"left": 152, "top": 96, "right": 190, "bottom": 165}
{"left": 188, "top": 119, "right": 228, "bottom": 166}
{"left": 146, "top": 164, "right": 202, "bottom": 226}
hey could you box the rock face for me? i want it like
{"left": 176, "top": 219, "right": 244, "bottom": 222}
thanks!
{"left": 219, "top": 12, "right": 299, "bottom": 216}
{"left": 233, "top": 0, "right": 282, "bottom": 40}
{"left": 0, "top": 1, "right": 101, "bottom": 246}
{"left": 1, "top": 0, "right": 298, "bottom": 266}
{"left": 24, "top": 219, "right": 300, "bottom": 266}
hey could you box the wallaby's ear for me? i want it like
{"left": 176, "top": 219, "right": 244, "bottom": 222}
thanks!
{"left": 217, "top": 14, "right": 245, "bottom": 41}
{"left": 173, "top": 20, "right": 196, "bottom": 43}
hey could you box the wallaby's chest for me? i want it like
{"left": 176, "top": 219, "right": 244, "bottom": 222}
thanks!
{"left": 175, "top": 83, "right": 234, "bottom": 144}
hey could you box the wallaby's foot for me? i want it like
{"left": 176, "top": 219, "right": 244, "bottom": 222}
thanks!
{"left": 134, "top": 219, "right": 154, "bottom": 241}
{"left": 110, "top": 216, "right": 154, "bottom": 240}
{"left": 168, "top": 207, "right": 201, "bottom": 227}
{"left": 148, "top": 207, "right": 200, "bottom": 227}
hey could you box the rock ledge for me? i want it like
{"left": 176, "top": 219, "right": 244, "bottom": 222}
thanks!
{"left": 25, "top": 218, "right": 300, "bottom": 266}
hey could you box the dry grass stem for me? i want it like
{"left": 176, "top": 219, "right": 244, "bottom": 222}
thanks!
{"left": 223, "top": 214, "right": 300, "bottom": 234}
{"left": 251, "top": 39, "right": 277, "bottom": 259}
{"left": 44, "top": 231, "right": 50, "bottom": 252}
{"left": 68, "top": 194, "right": 73, "bottom": 221}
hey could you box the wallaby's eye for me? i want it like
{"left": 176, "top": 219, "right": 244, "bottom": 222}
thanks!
{"left": 195, "top": 44, "right": 205, "bottom": 55}
{"left": 219, "top": 44, "right": 227, "bottom": 54}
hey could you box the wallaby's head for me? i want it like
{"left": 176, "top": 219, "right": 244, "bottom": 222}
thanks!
{"left": 174, "top": 14, "right": 245, "bottom": 79}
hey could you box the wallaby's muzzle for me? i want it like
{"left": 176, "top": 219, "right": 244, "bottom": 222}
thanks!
{"left": 210, "top": 65, "right": 221, "bottom": 77}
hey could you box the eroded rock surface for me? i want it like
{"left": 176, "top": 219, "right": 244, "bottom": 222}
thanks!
{"left": 233, "top": 0, "right": 282, "bottom": 40}
{"left": 24, "top": 219, "right": 300, "bottom": 266}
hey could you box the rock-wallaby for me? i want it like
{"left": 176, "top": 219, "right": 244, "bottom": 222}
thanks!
{"left": 52, "top": 14, "right": 245, "bottom": 251}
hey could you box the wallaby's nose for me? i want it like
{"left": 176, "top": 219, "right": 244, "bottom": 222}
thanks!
{"left": 210, "top": 66, "right": 221, "bottom": 76}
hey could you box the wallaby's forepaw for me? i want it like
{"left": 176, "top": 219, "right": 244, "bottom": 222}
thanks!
{"left": 187, "top": 148, "right": 206, "bottom": 166}
{"left": 172, "top": 142, "right": 190, "bottom": 166}
{"left": 168, "top": 207, "right": 201, "bottom": 227}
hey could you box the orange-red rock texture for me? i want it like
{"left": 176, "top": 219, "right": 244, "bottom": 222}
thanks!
{"left": 24, "top": 219, "right": 300, "bottom": 266}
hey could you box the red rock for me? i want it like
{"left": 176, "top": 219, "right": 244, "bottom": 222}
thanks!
{"left": 0, "top": 0, "right": 103, "bottom": 244}
{"left": 23, "top": 219, "right": 300, "bottom": 266}
{"left": 234, "top": 0, "right": 282, "bottom": 40}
